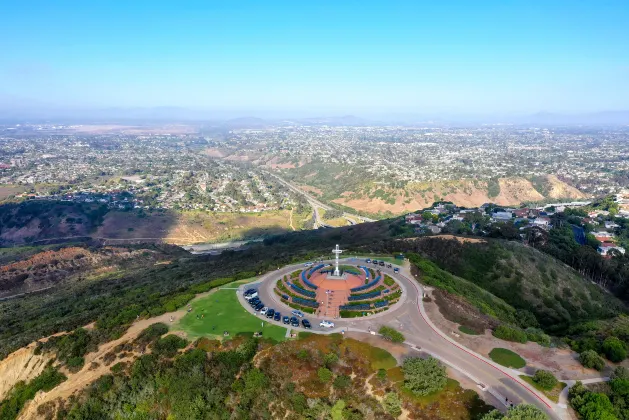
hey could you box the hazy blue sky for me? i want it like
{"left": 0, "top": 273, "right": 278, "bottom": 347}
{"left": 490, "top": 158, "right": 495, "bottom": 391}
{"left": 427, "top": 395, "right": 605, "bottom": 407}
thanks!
{"left": 1, "top": 1, "right": 628, "bottom": 115}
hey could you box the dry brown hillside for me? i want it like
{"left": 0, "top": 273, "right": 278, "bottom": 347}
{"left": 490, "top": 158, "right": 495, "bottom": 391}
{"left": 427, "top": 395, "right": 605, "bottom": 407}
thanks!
{"left": 331, "top": 176, "right": 586, "bottom": 215}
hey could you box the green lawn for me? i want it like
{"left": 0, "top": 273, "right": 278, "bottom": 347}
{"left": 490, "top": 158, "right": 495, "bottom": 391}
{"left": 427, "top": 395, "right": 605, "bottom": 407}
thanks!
{"left": 175, "top": 289, "right": 287, "bottom": 342}
{"left": 519, "top": 375, "right": 567, "bottom": 403}
{"left": 458, "top": 325, "right": 482, "bottom": 335}
{"left": 220, "top": 278, "right": 257, "bottom": 288}
{"left": 489, "top": 348, "right": 526, "bottom": 369}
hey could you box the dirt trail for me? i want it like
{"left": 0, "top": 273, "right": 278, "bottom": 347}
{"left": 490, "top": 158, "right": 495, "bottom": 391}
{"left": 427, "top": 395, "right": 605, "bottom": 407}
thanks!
{"left": 16, "top": 292, "right": 221, "bottom": 420}
{"left": 288, "top": 208, "right": 295, "bottom": 231}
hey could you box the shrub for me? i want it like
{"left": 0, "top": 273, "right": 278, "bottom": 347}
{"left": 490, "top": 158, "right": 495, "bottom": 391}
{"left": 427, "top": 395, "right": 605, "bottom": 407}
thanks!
{"left": 602, "top": 336, "right": 627, "bottom": 363}
{"left": 151, "top": 335, "right": 187, "bottom": 358}
{"left": 611, "top": 366, "right": 629, "bottom": 381}
{"left": 318, "top": 367, "right": 333, "bottom": 382}
{"left": 383, "top": 392, "right": 402, "bottom": 416}
{"left": 533, "top": 370, "right": 558, "bottom": 390}
{"left": 135, "top": 323, "right": 169, "bottom": 347}
{"left": 493, "top": 325, "right": 527, "bottom": 343}
{"left": 379, "top": 326, "right": 405, "bottom": 343}
{"left": 402, "top": 357, "right": 447, "bottom": 396}
{"left": 333, "top": 375, "right": 351, "bottom": 389}
{"left": 579, "top": 350, "right": 605, "bottom": 371}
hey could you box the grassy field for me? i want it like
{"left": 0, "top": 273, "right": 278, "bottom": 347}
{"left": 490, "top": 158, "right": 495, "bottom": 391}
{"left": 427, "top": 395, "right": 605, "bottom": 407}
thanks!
{"left": 175, "top": 289, "right": 287, "bottom": 342}
{"left": 489, "top": 348, "right": 526, "bottom": 368}
{"left": 519, "top": 375, "right": 567, "bottom": 403}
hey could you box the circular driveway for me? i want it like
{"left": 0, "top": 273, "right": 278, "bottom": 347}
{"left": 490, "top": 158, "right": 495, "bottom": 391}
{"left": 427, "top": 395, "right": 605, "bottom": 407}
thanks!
{"left": 235, "top": 257, "right": 560, "bottom": 419}
{"left": 238, "top": 258, "right": 410, "bottom": 332}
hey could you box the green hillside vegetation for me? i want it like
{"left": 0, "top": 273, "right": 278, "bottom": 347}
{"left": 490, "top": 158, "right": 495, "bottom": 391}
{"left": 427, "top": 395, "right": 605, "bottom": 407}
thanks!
{"left": 25, "top": 332, "right": 494, "bottom": 420}
{"left": 407, "top": 253, "right": 518, "bottom": 325}
{"left": 406, "top": 237, "right": 625, "bottom": 334}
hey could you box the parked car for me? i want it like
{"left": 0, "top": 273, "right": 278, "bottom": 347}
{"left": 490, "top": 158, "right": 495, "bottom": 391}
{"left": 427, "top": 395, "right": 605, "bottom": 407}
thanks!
{"left": 302, "top": 319, "right": 312, "bottom": 329}
{"left": 266, "top": 309, "right": 275, "bottom": 318}
{"left": 319, "top": 320, "right": 335, "bottom": 328}
{"left": 372, "top": 260, "right": 378, "bottom": 264}
{"left": 304, "top": 262, "right": 314, "bottom": 267}
{"left": 365, "top": 258, "right": 371, "bottom": 263}
{"left": 260, "top": 307, "right": 269, "bottom": 315}
{"left": 244, "top": 291, "right": 258, "bottom": 300}
{"left": 379, "top": 261, "right": 385, "bottom": 266}
{"left": 394, "top": 267, "right": 400, "bottom": 273}
{"left": 274, "top": 312, "right": 281, "bottom": 321}
{"left": 290, "top": 317, "right": 299, "bottom": 327}
{"left": 291, "top": 309, "right": 304, "bottom": 318}
{"left": 282, "top": 316, "right": 290, "bottom": 324}
{"left": 255, "top": 303, "right": 264, "bottom": 311}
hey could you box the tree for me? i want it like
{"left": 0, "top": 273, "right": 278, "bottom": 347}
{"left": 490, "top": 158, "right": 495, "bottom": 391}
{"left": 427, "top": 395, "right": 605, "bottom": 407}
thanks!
{"left": 503, "top": 404, "right": 548, "bottom": 419}
{"left": 579, "top": 350, "right": 606, "bottom": 371}
{"left": 602, "top": 336, "right": 627, "bottom": 363}
{"left": 533, "top": 370, "right": 558, "bottom": 390}
{"left": 402, "top": 357, "right": 447, "bottom": 396}
{"left": 382, "top": 392, "right": 402, "bottom": 416}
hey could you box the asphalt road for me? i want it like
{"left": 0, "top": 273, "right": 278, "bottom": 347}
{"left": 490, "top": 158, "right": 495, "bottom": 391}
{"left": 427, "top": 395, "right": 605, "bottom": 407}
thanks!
{"left": 238, "top": 257, "right": 561, "bottom": 419}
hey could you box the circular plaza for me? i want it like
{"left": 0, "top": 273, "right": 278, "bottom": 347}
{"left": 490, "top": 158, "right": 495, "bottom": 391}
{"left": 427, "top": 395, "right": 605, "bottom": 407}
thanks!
{"left": 243, "top": 246, "right": 407, "bottom": 322}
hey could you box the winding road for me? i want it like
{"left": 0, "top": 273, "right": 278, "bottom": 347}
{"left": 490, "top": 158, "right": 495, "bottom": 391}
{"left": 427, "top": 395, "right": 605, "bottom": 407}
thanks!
{"left": 238, "top": 257, "right": 566, "bottom": 419}
{"left": 263, "top": 171, "right": 375, "bottom": 228}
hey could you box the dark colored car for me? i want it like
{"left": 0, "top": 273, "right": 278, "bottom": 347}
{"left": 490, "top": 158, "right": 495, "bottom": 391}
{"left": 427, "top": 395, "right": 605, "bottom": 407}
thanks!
{"left": 379, "top": 261, "right": 385, "bottom": 266}
{"left": 266, "top": 309, "right": 275, "bottom": 318}
{"left": 290, "top": 317, "right": 299, "bottom": 327}
{"left": 255, "top": 303, "right": 264, "bottom": 311}
{"left": 394, "top": 267, "right": 400, "bottom": 273}
{"left": 302, "top": 319, "right": 312, "bottom": 329}
{"left": 274, "top": 312, "right": 281, "bottom": 321}
{"left": 282, "top": 316, "right": 290, "bottom": 324}
{"left": 249, "top": 298, "right": 260, "bottom": 306}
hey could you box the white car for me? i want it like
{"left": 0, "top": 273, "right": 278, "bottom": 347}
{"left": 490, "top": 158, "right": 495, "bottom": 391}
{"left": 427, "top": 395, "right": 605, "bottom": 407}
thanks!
{"left": 260, "top": 307, "right": 269, "bottom": 316}
{"left": 244, "top": 291, "right": 258, "bottom": 300}
{"left": 319, "top": 320, "right": 335, "bottom": 328}
{"left": 291, "top": 309, "right": 304, "bottom": 318}
{"left": 304, "top": 262, "right": 314, "bottom": 267}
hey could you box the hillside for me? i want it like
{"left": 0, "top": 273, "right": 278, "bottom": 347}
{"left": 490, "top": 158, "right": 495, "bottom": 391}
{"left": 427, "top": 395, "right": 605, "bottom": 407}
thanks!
{"left": 282, "top": 169, "right": 586, "bottom": 217}
{"left": 392, "top": 236, "right": 625, "bottom": 334}
{"left": 0, "top": 201, "right": 309, "bottom": 247}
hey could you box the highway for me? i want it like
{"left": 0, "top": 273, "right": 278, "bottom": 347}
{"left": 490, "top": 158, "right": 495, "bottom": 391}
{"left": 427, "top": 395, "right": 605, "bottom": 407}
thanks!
{"left": 264, "top": 171, "right": 375, "bottom": 227}
{"left": 239, "top": 258, "right": 562, "bottom": 419}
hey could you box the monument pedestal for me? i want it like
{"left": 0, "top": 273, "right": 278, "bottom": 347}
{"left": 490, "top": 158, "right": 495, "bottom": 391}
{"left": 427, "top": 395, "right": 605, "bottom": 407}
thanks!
{"left": 326, "top": 272, "right": 348, "bottom": 280}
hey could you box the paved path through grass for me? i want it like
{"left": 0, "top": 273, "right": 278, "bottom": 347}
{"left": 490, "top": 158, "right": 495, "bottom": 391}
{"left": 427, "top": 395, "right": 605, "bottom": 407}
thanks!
{"left": 175, "top": 289, "right": 287, "bottom": 342}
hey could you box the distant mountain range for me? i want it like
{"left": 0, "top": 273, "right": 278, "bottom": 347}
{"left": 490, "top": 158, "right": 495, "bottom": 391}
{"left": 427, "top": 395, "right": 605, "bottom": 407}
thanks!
{"left": 1, "top": 103, "right": 628, "bottom": 127}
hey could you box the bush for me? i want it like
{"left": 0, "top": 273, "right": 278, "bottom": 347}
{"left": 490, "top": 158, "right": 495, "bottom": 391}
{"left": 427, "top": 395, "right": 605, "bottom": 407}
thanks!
{"left": 383, "top": 392, "right": 402, "bottom": 416}
{"left": 317, "top": 367, "right": 332, "bottom": 382}
{"left": 579, "top": 350, "right": 605, "bottom": 371}
{"left": 135, "top": 323, "right": 169, "bottom": 347}
{"left": 151, "top": 334, "right": 188, "bottom": 358}
{"left": 533, "top": 370, "right": 558, "bottom": 390}
{"left": 611, "top": 366, "right": 629, "bottom": 381}
{"left": 333, "top": 375, "right": 351, "bottom": 389}
{"left": 493, "top": 325, "right": 527, "bottom": 343}
{"left": 402, "top": 357, "right": 447, "bottom": 396}
{"left": 379, "top": 326, "right": 405, "bottom": 343}
{"left": 602, "top": 336, "right": 627, "bottom": 363}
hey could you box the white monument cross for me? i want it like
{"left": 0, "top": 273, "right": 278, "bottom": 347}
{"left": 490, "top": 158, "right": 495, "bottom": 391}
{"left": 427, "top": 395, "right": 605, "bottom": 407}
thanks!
{"left": 332, "top": 244, "right": 343, "bottom": 276}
